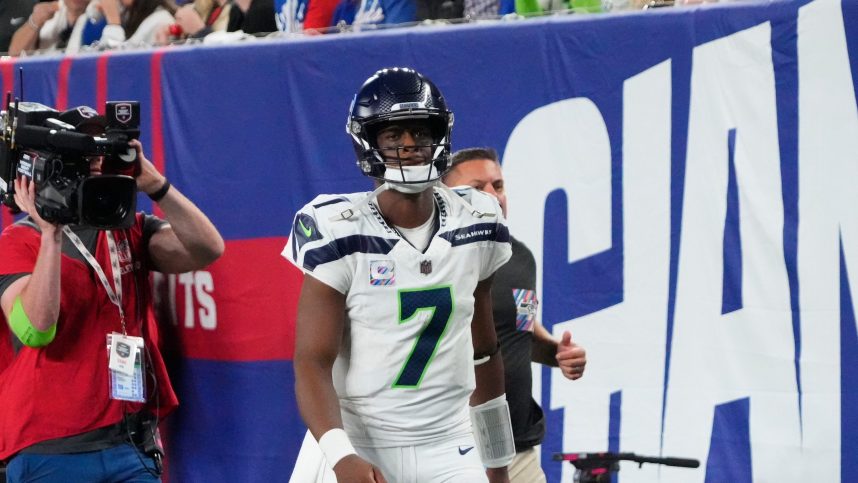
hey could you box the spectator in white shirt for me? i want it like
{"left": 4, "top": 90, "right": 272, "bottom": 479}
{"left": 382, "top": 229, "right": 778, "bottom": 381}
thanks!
{"left": 96, "top": 0, "right": 176, "bottom": 46}
{"left": 7, "top": 0, "right": 89, "bottom": 56}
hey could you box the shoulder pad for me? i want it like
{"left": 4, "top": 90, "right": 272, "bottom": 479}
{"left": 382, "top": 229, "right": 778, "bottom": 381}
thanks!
{"left": 446, "top": 186, "right": 503, "bottom": 219}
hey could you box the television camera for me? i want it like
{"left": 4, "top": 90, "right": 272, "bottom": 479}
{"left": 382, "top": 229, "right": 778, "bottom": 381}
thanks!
{"left": 554, "top": 451, "right": 700, "bottom": 482}
{"left": 0, "top": 100, "right": 142, "bottom": 229}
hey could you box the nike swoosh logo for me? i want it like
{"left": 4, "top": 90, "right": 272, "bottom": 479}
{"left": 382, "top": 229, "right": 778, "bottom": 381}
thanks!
{"left": 298, "top": 219, "right": 313, "bottom": 237}
{"left": 458, "top": 446, "right": 474, "bottom": 455}
{"left": 10, "top": 17, "right": 25, "bottom": 26}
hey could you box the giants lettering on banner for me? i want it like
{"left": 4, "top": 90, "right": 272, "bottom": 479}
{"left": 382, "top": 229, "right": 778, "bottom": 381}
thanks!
{"left": 152, "top": 237, "right": 300, "bottom": 362}
{"left": 504, "top": 1, "right": 857, "bottom": 482}
{"left": 153, "top": 271, "right": 218, "bottom": 330}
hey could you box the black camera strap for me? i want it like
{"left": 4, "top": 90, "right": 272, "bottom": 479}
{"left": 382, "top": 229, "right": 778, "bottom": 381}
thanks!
{"left": 62, "top": 227, "right": 126, "bottom": 334}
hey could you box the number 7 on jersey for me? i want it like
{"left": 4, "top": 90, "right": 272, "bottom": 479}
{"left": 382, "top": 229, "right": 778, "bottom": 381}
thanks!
{"left": 392, "top": 285, "right": 454, "bottom": 388}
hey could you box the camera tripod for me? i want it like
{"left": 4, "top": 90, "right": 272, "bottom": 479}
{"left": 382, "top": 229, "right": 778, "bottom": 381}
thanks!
{"left": 554, "top": 451, "right": 700, "bottom": 483}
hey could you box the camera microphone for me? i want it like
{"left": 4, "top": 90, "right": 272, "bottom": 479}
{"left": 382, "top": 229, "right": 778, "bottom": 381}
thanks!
{"left": 15, "top": 125, "right": 95, "bottom": 153}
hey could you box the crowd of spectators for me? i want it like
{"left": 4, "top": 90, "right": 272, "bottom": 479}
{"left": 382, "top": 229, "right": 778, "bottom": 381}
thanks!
{"left": 0, "top": 0, "right": 749, "bottom": 57}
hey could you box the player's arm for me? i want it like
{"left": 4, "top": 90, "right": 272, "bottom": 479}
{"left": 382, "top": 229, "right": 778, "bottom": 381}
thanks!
{"left": 293, "top": 275, "right": 387, "bottom": 483}
{"left": 471, "top": 276, "right": 505, "bottom": 404}
{"left": 470, "top": 276, "right": 514, "bottom": 482}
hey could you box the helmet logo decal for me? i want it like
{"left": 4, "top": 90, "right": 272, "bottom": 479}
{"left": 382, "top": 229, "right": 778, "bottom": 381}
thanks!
{"left": 390, "top": 101, "right": 425, "bottom": 111}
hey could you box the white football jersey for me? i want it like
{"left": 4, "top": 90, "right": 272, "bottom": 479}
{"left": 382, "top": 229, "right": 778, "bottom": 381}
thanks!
{"left": 283, "top": 186, "right": 512, "bottom": 447}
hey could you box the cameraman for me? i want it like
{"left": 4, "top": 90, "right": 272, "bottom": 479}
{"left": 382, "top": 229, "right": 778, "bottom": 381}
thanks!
{"left": 0, "top": 108, "right": 224, "bottom": 482}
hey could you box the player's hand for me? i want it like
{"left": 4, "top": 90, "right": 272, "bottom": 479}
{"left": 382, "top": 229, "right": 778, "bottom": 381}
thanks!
{"left": 13, "top": 176, "right": 62, "bottom": 236}
{"left": 486, "top": 466, "right": 510, "bottom": 483}
{"left": 556, "top": 330, "right": 586, "bottom": 380}
{"left": 332, "top": 454, "right": 388, "bottom": 483}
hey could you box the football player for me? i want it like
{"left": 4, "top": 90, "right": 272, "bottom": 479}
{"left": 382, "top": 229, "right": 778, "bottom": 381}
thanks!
{"left": 284, "top": 67, "right": 515, "bottom": 482}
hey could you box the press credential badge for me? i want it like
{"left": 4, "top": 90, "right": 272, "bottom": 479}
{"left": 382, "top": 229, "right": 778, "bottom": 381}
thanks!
{"left": 106, "top": 332, "right": 146, "bottom": 402}
{"left": 108, "top": 332, "right": 142, "bottom": 376}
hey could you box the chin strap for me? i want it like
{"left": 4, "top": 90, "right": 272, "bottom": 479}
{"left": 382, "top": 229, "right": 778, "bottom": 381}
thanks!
{"left": 437, "top": 183, "right": 497, "bottom": 219}
{"left": 329, "top": 183, "right": 390, "bottom": 222}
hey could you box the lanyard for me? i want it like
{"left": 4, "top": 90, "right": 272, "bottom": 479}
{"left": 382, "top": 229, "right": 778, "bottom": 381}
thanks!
{"left": 62, "top": 227, "right": 126, "bottom": 334}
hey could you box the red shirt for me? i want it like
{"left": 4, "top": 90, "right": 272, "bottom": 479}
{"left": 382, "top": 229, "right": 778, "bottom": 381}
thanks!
{"left": 0, "top": 214, "right": 178, "bottom": 460}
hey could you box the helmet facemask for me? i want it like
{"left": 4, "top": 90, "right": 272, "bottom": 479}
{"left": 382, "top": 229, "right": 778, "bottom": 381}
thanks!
{"left": 362, "top": 118, "right": 447, "bottom": 193}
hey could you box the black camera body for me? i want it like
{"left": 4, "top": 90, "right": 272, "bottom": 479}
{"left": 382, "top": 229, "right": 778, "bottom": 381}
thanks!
{"left": 0, "top": 101, "right": 141, "bottom": 230}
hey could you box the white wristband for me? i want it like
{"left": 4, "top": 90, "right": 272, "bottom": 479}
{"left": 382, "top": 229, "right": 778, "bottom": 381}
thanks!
{"left": 318, "top": 428, "right": 357, "bottom": 468}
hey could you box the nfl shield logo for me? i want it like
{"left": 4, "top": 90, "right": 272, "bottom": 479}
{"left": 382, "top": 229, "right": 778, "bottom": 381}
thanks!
{"left": 114, "top": 103, "right": 133, "bottom": 124}
{"left": 420, "top": 260, "right": 432, "bottom": 275}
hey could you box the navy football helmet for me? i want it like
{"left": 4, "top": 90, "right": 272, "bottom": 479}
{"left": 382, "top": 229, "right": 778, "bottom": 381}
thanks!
{"left": 346, "top": 68, "right": 454, "bottom": 183}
